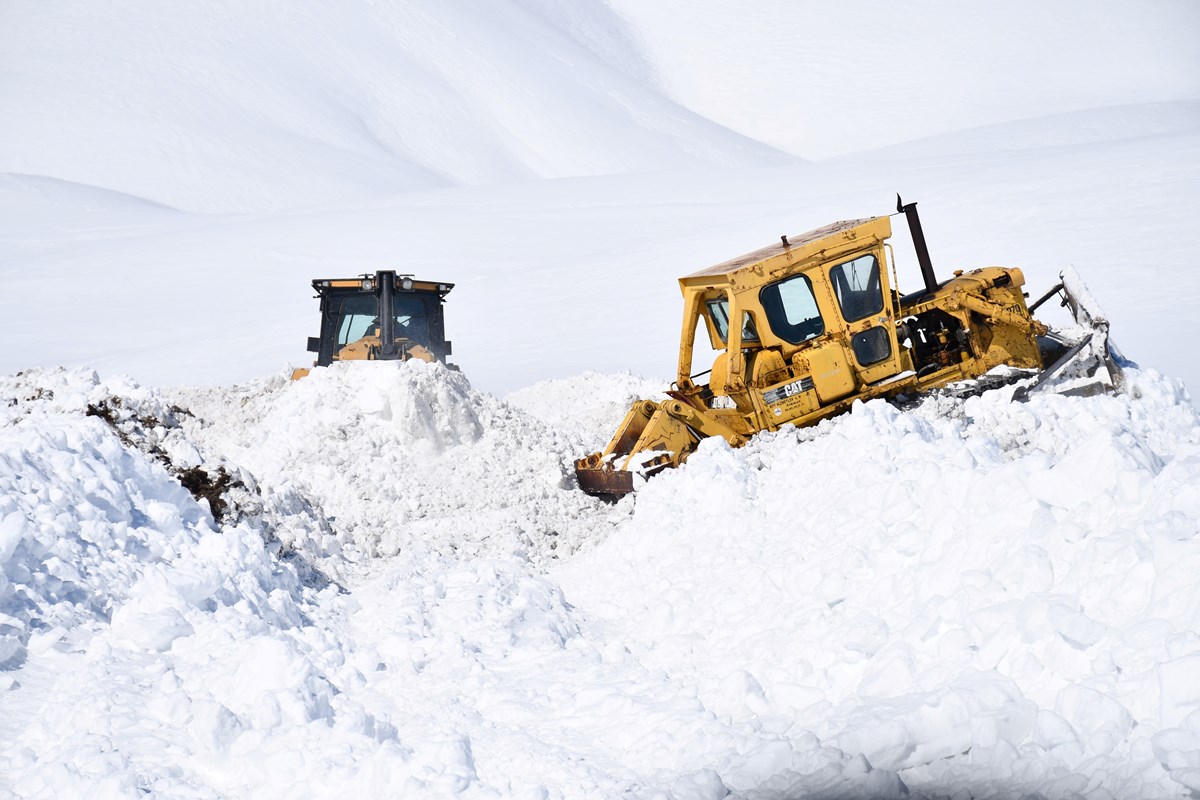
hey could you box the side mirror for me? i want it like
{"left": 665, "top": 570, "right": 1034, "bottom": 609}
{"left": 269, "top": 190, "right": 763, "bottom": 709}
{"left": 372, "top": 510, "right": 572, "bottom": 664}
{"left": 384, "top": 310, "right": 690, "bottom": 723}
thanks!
{"left": 306, "top": 337, "right": 321, "bottom": 353}
{"left": 444, "top": 340, "right": 452, "bottom": 355}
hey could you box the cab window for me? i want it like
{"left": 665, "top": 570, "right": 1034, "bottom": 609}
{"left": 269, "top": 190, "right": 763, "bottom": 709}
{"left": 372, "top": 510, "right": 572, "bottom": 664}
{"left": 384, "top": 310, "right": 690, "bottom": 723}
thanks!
{"left": 706, "top": 298, "right": 758, "bottom": 344}
{"left": 333, "top": 293, "right": 434, "bottom": 347}
{"left": 830, "top": 254, "right": 883, "bottom": 322}
{"left": 334, "top": 294, "right": 379, "bottom": 346}
{"left": 394, "top": 294, "right": 431, "bottom": 343}
{"left": 759, "top": 274, "right": 824, "bottom": 344}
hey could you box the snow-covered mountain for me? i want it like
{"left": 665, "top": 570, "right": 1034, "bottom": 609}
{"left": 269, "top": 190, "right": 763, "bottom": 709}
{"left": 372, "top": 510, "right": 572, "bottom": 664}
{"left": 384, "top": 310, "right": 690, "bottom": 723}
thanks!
{"left": 0, "top": 0, "right": 788, "bottom": 213}
{"left": 608, "top": 0, "right": 1200, "bottom": 158}
{"left": 2, "top": 1, "right": 1200, "bottom": 798}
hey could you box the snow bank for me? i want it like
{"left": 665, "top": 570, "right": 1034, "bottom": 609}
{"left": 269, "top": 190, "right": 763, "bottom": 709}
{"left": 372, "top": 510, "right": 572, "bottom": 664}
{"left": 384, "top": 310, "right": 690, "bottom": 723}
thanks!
{"left": 0, "top": 369, "right": 392, "bottom": 796}
{"left": 0, "top": 369, "right": 216, "bottom": 670}
{"left": 0, "top": 365, "right": 914, "bottom": 798}
{"left": 5, "top": 359, "right": 1200, "bottom": 797}
{"left": 0, "top": 368, "right": 569, "bottom": 796}
{"left": 558, "top": 367, "right": 1200, "bottom": 796}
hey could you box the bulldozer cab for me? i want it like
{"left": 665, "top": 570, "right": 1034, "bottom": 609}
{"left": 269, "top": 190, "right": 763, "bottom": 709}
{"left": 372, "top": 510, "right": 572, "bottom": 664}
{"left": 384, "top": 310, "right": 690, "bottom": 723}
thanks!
{"left": 679, "top": 216, "right": 904, "bottom": 427}
{"left": 302, "top": 270, "right": 454, "bottom": 371}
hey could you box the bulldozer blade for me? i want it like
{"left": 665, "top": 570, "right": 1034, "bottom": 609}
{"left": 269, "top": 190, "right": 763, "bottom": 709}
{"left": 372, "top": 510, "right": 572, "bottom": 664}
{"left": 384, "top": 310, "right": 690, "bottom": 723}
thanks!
{"left": 574, "top": 463, "right": 636, "bottom": 497}
{"left": 573, "top": 399, "right": 704, "bottom": 497}
{"left": 572, "top": 400, "right": 657, "bottom": 497}
{"left": 1020, "top": 266, "right": 1124, "bottom": 398}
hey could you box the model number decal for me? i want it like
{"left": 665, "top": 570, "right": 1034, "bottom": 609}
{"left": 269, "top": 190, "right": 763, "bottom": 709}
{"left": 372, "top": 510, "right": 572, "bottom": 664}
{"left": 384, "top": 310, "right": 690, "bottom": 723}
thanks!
{"left": 763, "top": 377, "right": 814, "bottom": 405}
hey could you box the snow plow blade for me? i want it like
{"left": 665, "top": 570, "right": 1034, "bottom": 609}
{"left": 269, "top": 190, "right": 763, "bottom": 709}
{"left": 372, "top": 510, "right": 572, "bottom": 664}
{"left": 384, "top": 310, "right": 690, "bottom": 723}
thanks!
{"left": 1023, "top": 266, "right": 1124, "bottom": 398}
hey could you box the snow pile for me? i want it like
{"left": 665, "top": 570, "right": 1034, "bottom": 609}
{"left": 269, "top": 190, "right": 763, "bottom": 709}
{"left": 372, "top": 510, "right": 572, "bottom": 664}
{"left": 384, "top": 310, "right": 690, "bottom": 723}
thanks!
{"left": 0, "top": 368, "right": 469, "bottom": 796}
{"left": 0, "top": 365, "right": 916, "bottom": 798}
{"left": 0, "top": 369, "right": 213, "bottom": 670}
{"left": 558, "top": 367, "right": 1200, "bottom": 796}
{"left": 4, "top": 359, "right": 1200, "bottom": 797}
{"left": 174, "top": 361, "right": 624, "bottom": 570}
{"left": 1, "top": 0, "right": 1198, "bottom": 795}
{"left": 507, "top": 370, "right": 668, "bottom": 451}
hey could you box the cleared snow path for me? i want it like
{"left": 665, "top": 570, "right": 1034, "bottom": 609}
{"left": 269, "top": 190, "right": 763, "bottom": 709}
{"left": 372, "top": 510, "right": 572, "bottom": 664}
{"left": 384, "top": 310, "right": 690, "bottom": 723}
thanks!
{"left": 2, "top": 361, "right": 1200, "bottom": 798}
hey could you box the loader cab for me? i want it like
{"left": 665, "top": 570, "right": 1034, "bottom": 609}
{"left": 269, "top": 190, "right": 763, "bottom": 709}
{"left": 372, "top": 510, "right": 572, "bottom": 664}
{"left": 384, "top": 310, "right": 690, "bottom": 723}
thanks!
{"left": 305, "top": 271, "right": 454, "bottom": 368}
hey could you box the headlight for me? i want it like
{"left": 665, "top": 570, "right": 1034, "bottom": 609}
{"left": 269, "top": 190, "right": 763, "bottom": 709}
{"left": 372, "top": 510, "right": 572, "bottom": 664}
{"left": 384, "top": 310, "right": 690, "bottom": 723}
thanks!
{"left": 401, "top": 277, "right": 414, "bottom": 291}
{"left": 361, "top": 279, "right": 374, "bottom": 291}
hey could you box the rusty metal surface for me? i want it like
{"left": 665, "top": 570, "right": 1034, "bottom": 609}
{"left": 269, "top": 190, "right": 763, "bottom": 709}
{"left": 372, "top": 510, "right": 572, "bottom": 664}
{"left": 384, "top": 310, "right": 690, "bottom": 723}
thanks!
{"left": 685, "top": 218, "right": 876, "bottom": 278}
{"left": 574, "top": 465, "right": 635, "bottom": 497}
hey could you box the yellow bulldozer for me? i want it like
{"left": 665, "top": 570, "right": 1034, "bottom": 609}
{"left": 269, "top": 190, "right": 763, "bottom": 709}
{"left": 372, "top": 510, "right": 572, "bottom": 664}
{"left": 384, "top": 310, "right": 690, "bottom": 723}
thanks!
{"left": 575, "top": 198, "right": 1121, "bottom": 496}
{"left": 291, "top": 270, "right": 454, "bottom": 380}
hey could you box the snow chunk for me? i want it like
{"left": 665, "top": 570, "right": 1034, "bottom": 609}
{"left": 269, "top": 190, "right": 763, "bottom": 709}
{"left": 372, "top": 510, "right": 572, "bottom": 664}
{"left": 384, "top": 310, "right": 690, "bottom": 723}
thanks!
{"left": 833, "top": 672, "right": 1036, "bottom": 771}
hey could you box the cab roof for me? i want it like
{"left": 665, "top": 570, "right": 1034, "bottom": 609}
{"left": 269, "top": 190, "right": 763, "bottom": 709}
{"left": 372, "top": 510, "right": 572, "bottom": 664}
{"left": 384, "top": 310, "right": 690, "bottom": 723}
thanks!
{"left": 681, "top": 216, "right": 891, "bottom": 289}
{"left": 311, "top": 276, "right": 454, "bottom": 295}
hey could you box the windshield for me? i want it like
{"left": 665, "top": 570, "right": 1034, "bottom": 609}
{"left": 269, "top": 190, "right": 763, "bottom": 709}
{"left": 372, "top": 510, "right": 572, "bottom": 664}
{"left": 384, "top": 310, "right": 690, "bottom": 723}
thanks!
{"left": 334, "top": 294, "right": 380, "bottom": 346}
{"left": 393, "top": 294, "right": 431, "bottom": 343}
{"left": 332, "top": 292, "right": 434, "bottom": 347}
{"left": 830, "top": 254, "right": 883, "bottom": 321}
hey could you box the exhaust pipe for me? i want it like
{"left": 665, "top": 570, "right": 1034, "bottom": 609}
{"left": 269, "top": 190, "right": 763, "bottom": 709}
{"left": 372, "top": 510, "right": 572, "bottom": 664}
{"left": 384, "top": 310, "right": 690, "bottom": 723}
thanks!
{"left": 377, "top": 270, "right": 398, "bottom": 357}
{"left": 896, "top": 195, "right": 938, "bottom": 294}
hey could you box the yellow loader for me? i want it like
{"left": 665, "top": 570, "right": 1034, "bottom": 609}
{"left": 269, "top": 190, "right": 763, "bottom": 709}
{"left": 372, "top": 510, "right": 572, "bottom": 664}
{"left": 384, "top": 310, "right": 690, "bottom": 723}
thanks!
{"left": 291, "top": 270, "right": 454, "bottom": 380}
{"left": 575, "top": 198, "right": 1121, "bottom": 496}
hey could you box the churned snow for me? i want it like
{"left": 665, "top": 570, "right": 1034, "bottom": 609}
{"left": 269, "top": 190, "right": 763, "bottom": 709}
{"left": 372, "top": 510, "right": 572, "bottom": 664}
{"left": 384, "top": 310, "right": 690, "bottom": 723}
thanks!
{"left": 2, "top": 363, "right": 1199, "bottom": 797}
{"left": 3, "top": 0, "right": 1200, "bottom": 797}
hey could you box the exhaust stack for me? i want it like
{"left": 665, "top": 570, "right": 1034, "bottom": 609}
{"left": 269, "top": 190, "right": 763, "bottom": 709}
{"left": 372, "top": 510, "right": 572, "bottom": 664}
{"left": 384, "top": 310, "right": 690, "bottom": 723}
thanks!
{"left": 897, "top": 195, "right": 938, "bottom": 294}
{"left": 377, "top": 270, "right": 398, "bottom": 357}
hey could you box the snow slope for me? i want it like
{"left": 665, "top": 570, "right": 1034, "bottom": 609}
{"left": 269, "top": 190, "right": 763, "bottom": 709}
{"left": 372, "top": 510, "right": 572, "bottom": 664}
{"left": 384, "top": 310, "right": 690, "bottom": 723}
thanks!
{"left": 0, "top": 0, "right": 788, "bottom": 213}
{"left": 608, "top": 0, "right": 1200, "bottom": 158}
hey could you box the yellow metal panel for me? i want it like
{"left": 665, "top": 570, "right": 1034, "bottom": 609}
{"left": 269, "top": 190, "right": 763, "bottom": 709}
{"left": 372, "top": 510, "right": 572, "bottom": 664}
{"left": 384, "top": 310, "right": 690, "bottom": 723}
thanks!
{"left": 805, "top": 344, "right": 856, "bottom": 403}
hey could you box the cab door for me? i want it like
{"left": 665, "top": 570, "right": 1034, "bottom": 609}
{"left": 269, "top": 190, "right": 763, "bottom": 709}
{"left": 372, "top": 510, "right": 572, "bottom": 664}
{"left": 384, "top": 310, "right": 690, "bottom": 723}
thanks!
{"left": 757, "top": 271, "right": 857, "bottom": 405}
{"left": 825, "top": 251, "right": 902, "bottom": 385}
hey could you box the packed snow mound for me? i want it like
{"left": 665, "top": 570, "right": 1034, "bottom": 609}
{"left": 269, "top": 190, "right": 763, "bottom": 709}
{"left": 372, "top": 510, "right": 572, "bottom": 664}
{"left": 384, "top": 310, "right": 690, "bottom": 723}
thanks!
{"left": 0, "top": 0, "right": 789, "bottom": 213}
{"left": 558, "top": 367, "right": 1200, "bottom": 796}
{"left": 174, "top": 361, "right": 626, "bottom": 571}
